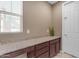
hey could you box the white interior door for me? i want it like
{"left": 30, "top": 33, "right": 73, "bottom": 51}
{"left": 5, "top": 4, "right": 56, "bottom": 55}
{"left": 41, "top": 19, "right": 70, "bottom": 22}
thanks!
{"left": 62, "top": 1, "right": 79, "bottom": 57}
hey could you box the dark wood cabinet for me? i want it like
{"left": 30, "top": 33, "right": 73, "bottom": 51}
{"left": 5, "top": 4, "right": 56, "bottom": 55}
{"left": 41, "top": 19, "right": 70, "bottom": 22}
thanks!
{"left": 50, "top": 38, "right": 61, "bottom": 57}
{"left": 0, "top": 48, "right": 26, "bottom": 58}
{"left": 27, "top": 51, "right": 35, "bottom": 58}
{"left": 36, "top": 46, "right": 49, "bottom": 57}
{"left": 37, "top": 52, "right": 49, "bottom": 58}
{"left": 36, "top": 42, "right": 49, "bottom": 50}
{"left": 55, "top": 39, "right": 60, "bottom": 54}
{"left": 35, "top": 42, "right": 49, "bottom": 57}
{"left": 50, "top": 44, "right": 56, "bottom": 57}
{"left": 27, "top": 42, "right": 49, "bottom": 58}
{"left": 0, "top": 37, "right": 61, "bottom": 58}
{"left": 27, "top": 38, "right": 61, "bottom": 58}
{"left": 27, "top": 46, "right": 35, "bottom": 58}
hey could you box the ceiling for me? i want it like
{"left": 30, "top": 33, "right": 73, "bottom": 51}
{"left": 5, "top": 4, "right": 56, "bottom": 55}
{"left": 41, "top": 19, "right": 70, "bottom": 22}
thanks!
{"left": 48, "top": 1, "right": 58, "bottom": 5}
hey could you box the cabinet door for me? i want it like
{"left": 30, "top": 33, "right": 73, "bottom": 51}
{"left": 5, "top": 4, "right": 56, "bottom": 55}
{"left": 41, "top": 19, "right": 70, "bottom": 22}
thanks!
{"left": 27, "top": 51, "right": 35, "bottom": 58}
{"left": 50, "top": 39, "right": 61, "bottom": 57}
{"left": 50, "top": 44, "right": 56, "bottom": 57}
{"left": 27, "top": 46, "right": 35, "bottom": 58}
{"left": 37, "top": 52, "right": 49, "bottom": 58}
{"left": 36, "top": 42, "right": 49, "bottom": 50}
{"left": 36, "top": 46, "right": 49, "bottom": 57}
{"left": 55, "top": 40, "right": 60, "bottom": 54}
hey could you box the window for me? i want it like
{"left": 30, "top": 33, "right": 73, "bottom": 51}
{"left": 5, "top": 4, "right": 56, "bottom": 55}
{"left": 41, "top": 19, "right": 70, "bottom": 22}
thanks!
{"left": 0, "top": 1, "right": 23, "bottom": 33}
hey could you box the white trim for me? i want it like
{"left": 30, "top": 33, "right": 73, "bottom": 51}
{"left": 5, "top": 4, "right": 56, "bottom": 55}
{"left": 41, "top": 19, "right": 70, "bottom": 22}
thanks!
{"left": 0, "top": 1, "right": 23, "bottom": 33}
{"left": 63, "top": 1, "right": 74, "bottom": 6}
{"left": 0, "top": 10, "right": 22, "bottom": 17}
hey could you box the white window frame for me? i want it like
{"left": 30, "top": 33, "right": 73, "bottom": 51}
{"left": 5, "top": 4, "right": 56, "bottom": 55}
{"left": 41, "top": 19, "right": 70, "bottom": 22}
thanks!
{"left": 0, "top": 1, "right": 23, "bottom": 33}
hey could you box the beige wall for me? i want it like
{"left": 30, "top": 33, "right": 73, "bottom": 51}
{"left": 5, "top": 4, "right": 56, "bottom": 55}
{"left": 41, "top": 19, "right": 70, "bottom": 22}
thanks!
{"left": 0, "top": 1, "right": 52, "bottom": 41}
{"left": 0, "top": 1, "right": 62, "bottom": 41}
{"left": 23, "top": 1, "right": 52, "bottom": 38}
{"left": 51, "top": 2, "right": 62, "bottom": 36}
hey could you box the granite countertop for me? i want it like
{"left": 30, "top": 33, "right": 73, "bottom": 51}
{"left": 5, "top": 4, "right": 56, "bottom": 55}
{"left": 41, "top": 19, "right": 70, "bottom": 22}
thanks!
{"left": 0, "top": 36, "right": 61, "bottom": 56}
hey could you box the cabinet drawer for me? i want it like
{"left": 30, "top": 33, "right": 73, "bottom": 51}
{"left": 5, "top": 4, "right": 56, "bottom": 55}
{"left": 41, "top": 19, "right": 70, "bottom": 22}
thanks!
{"left": 27, "top": 51, "right": 35, "bottom": 58}
{"left": 36, "top": 42, "right": 49, "bottom": 50}
{"left": 50, "top": 39, "right": 59, "bottom": 45}
{"left": 36, "top": 46, "right": 49, "bottom": 57}
{"left": 0, "top": 48, "right": 26, "bottom": 58}
{"left": 27, "top": 46, "right": 35, "bottom": 53}
{"left": 37, "top": 52, "right": 49, "bottom": 58}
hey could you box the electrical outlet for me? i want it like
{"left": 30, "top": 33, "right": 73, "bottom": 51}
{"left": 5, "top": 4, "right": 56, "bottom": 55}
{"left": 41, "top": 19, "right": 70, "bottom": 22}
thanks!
{"left": 46, "top": 29, "right": 49, "bottom": 33}
{"left": 26, "top": 29, "right": 30, "bottom": 34}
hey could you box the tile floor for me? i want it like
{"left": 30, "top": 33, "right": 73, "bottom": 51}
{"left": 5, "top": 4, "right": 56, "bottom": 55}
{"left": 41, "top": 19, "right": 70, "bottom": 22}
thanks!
{"left": 54, "top": 52, "right": 74, "bottom": 58}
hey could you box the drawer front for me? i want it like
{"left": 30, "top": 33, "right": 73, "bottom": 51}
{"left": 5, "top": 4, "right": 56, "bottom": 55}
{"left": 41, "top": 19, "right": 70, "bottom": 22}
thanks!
{"left": 50, "top": 39, "right": 60, "bottom": 45}
{"left": 36, "top": 42, "right": 49, "bottom": 50}
{"left": 37, "top": 52, "right": 49, "bottom": 58}
{"left": 0, "top": 48, "right": 26, "bottom": 58}
{"left": 36, "top": 46, "right": 49, "bottom": 57}
{"left": 27, "top": 46, "right": 35, "bottom": 53}
{"left": 27, "top": 51, "right": 35, "bottom": 58}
